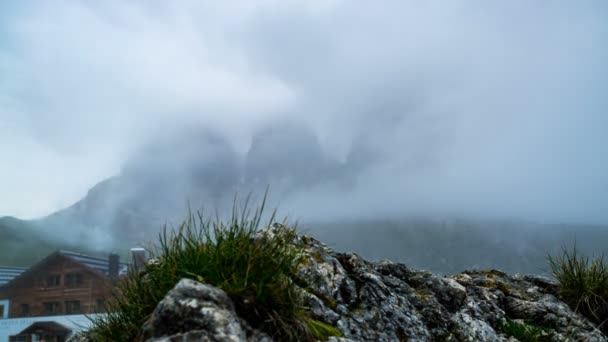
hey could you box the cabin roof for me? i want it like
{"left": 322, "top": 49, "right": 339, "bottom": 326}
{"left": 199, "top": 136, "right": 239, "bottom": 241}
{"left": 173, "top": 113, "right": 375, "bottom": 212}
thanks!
{"left": 17, "top": 321, "right": 72, "bottom": 335}
{"left": 59, "top": 250, "right": 129, "bottom": 277}
{"left": 0, "top": 266, "right": 26, "bottom": 286}
{"left": 0, "top": 250, "right": 129, "bottom": 289}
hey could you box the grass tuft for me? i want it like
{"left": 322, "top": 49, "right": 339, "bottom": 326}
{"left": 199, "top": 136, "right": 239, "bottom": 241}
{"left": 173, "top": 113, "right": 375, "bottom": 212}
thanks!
{"left": 88, "top": 195, "right": 339, "bottom": 341}
{"left": 547, "top": 244, "right": 608, "bottom": 332}
{"left": 306, "top": 319, "right": 343, "bottom": 340}
{"left": 498, "top": 319, "right": 552, "bottom": 342}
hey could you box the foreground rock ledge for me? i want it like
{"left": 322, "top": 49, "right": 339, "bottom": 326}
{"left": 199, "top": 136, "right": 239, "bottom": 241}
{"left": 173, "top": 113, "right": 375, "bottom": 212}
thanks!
{"left": 76, "top": 226, "right": 608, "bottom": 341}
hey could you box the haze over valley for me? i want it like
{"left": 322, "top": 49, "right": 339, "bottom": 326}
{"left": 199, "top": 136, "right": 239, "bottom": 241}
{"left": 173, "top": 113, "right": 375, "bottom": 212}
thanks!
{"left": 1, "top": 1, "right": 607, "bottom": 275}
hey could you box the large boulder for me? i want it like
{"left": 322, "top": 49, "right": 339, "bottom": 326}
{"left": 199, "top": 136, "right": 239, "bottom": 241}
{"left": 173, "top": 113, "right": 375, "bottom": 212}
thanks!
{"left": 142, "top": 279, "right": 271, "bottom": 342}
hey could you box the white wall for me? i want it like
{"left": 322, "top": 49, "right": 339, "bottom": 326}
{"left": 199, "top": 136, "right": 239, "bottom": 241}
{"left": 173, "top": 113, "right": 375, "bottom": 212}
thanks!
{"left": 0, "top": 314, "right": 100, "bottom": 341}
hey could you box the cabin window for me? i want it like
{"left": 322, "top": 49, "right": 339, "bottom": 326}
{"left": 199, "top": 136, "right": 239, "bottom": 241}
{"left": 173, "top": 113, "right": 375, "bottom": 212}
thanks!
{"left": 96, "top": 298, "right": 105, "bottom": 312}
{"left": 43, "top": 301, "right": 61, "bottom": 315}
{"left": 65, "top": 273, "right": 83, "bottom": 287}
{"left": 0, "top": 304, "right": 4, "bottom": 318}
{"left": 19, "top": 303, "right": 29, "bottom": 316}
{"left": 9, "top": 336, "right": 27, "bottom": 342}
{"left": 46, "top": 274, "right": 61, "bottom": 287}
{"left": 65, "top": 300, "right": 81, "bottom": 314}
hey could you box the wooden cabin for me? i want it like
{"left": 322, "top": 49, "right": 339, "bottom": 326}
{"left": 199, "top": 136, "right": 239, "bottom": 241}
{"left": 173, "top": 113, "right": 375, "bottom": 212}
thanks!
{"left": 0, "top": 251, "right": 126, "bottom": 318}
{"left": 10, "top": 321, "right": 72, "bottom": 342}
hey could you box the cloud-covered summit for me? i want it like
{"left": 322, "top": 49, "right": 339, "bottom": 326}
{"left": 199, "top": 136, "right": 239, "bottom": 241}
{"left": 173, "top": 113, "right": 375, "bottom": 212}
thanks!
{"left": 0, "top": 1, "right": 607, "bottom": 224}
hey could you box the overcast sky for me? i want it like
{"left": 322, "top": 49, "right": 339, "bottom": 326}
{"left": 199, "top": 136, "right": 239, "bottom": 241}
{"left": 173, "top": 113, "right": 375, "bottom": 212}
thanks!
{"left": 1, "top": 1, "right": 607, "bottom": 223}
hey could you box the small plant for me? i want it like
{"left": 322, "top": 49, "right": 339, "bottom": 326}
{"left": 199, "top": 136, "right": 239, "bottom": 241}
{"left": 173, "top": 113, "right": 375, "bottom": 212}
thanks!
{"left": 547, "top": 244, "right": 608, "bottom": 332}
{"left": 88, "top": 195, "right": 340, "bottom": 341}
{"left": 498, "top": 319, "right": 552, "bottom": 342}
{"left": 306, "top": 319, "right": 343, "bottom": 340}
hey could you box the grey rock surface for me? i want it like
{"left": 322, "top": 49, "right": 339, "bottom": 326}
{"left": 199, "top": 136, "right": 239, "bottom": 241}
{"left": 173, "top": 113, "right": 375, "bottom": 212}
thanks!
{"left": 291, "top": 227, "right": 606, "bottom": 341}
{"left": 74, "top": 225, "right": 607, "bottom": 341}
{"left": 143, "top": 279, "right": 271, "bottom": 342}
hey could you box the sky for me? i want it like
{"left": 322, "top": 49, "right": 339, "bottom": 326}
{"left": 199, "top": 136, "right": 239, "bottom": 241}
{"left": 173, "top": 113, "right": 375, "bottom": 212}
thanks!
{"left": 0, "top": 0, "right": 607, "bottom": 224}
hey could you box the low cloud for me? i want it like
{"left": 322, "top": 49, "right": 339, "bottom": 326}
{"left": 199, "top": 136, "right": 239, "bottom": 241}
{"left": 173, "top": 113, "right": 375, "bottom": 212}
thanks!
{"left": 1, "top": 0, "right": 607, "bottom": 225}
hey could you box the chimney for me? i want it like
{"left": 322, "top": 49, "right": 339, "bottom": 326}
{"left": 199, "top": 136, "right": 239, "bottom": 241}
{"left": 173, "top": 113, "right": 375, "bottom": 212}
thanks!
{"left": 109, "top": 253, "right": 120, "bottom": 282}
{"left": 131, "top": 248, "right": 147, "bottom": 271}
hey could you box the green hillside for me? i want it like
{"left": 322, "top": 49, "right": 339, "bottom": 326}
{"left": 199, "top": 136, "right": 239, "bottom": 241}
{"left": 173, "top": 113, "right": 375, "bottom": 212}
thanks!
{"left": 0, "top": 216, "right": 96, "bottom": 267}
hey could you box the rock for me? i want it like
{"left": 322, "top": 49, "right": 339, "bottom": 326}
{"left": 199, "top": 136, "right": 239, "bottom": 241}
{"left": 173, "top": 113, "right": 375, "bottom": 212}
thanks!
{"left": 143, "top": 279, "right": 271, "bottom": 342}
{"left": 452, "top": 312, "right": 503, "bottom": 341}
{"left": 291, "top": 232, "right": 607, "bottom": 341}
{"left": 82, "top": 226, "right": 607, "bottom": 341}
{"left": 66, "top": 332, "right": 90, "bottom": 342}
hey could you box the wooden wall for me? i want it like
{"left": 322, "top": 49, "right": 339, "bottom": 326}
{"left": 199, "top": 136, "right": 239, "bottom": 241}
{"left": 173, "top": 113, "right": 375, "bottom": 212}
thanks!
{"left": 0, "top": 254, "right": 113, "bottom": 318}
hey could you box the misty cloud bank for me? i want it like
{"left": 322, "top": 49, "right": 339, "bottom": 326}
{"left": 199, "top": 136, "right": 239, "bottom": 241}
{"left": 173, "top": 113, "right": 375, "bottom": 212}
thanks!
{"left": 1, "top": 1, "right": 607, "bottom": 225}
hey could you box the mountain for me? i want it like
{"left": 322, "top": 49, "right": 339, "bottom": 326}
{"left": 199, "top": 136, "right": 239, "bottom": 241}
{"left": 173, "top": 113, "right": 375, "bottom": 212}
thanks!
{"left": 1, "top": 124, "right": 606, "bottom": 273}
{"left": 0, "top": 123, "right": 343, "bottom": 252}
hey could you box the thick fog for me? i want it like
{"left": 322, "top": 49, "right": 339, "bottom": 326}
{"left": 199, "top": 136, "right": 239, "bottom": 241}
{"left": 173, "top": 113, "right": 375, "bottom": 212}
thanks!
{"left": 1, "top": 1, "right": 607, "bottom": 225}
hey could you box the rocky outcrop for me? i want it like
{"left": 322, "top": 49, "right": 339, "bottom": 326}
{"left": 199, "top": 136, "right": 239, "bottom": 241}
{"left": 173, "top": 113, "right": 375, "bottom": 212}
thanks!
{"left": 142, "top": 279, "right": 271, "bottom": 342}
{"left": 290, "top": 230, "right": 605, "bottom": 341}
{"left": 106, "top": 226, "right": 608, "bottom": 341}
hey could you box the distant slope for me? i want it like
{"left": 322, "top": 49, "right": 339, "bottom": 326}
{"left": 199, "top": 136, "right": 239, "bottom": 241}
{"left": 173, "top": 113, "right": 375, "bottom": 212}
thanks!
{"left": 3, "top": 202, "right": 608, "bottom": 274}
{"left": 0, "top": 216, "right": 95, "bottom": 266}
{"left": 305, "top": 219, "right": 608, "bottom": 275}
{"left": 32, "top": 176, "right": 164, "bottom": 248}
